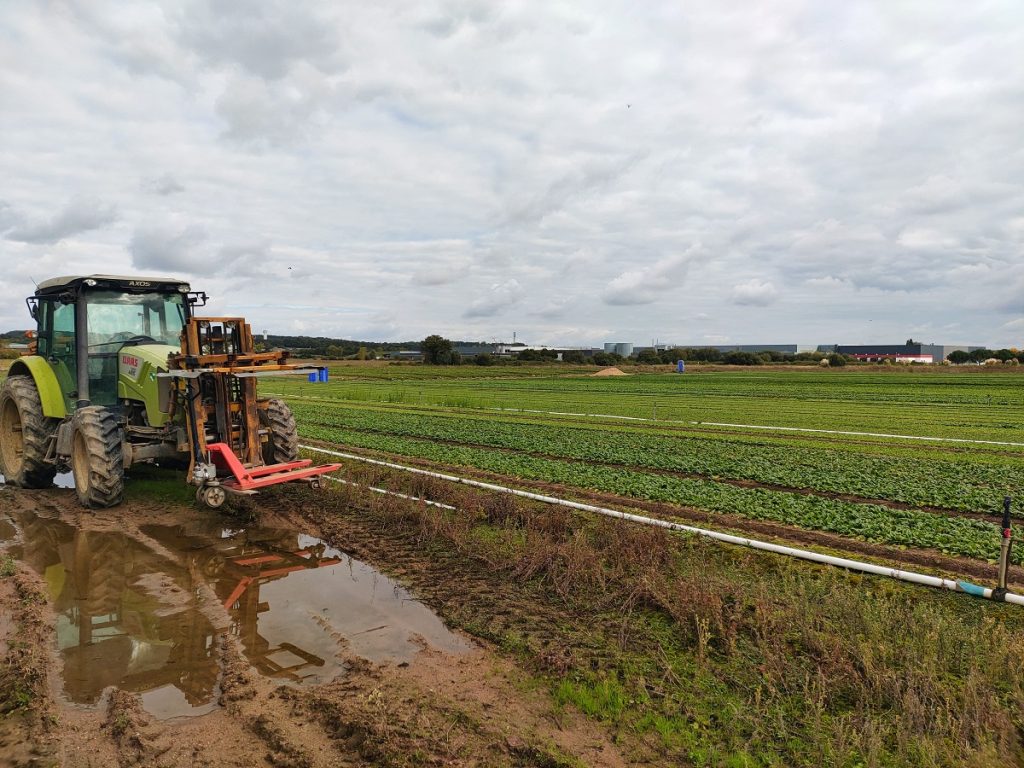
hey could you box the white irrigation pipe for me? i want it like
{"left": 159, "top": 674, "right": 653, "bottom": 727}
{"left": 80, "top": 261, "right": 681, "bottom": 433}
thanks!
{"left": 323, "top": 476, "right": 456, "bottom": 510}
{"left": 268, "top": 392, "right": 1024, "bottom": 448}
{"left": 301, "top": 443, "right": 1024, "bottom": 606}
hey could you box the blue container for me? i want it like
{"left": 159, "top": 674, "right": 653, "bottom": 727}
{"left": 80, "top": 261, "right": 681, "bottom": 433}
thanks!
{"left": 676, "top": 360, "right": 686, "bottom": 373}
{"left": 308, "top": 372, "right": 317, "bottom": 383}
{"left": 318, "top": 367, "right": 329, "bottom": 383}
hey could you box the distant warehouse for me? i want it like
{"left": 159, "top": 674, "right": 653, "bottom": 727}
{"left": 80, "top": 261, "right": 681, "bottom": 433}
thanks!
{"left": 817, "top": 343, "right": 984, "bottom": 363}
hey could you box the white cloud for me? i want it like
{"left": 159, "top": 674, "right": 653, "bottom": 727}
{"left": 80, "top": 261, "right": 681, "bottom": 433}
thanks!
{"left": 0, "top": 0, "right": 1023, "bottom": 346}
{"left": 463, "top": 279, "right": 524, "bottom": 318}
{"left": 602, "top": 249, "right": 700, "bottom": 306}
{"left": 2, "top": 196, "right": 117, "bottom": 244}
{"left": 731, "top": 279, "right": 779, "bottom": 307}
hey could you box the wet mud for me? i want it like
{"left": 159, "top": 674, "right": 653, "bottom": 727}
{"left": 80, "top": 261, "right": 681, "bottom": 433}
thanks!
{"left": 1, "top": 509, "right": 469, "bottom": 720}
{"left": 0, "top": 485, "right": 627, "bottom": 767}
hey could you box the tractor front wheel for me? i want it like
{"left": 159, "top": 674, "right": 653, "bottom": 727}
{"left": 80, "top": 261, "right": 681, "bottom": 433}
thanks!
{"left": 0, "top": 375, "right": 57, "bottom": 488}
{"left": 71, "top": 406, "right": 124, "bottom": 508}
{"left": 260, "top": 399, "right": 299, "bottom": 465}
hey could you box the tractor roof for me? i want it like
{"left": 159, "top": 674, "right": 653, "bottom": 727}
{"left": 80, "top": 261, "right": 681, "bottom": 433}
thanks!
{"left": 35, "top": 274, "right": 191, "bottom": 296}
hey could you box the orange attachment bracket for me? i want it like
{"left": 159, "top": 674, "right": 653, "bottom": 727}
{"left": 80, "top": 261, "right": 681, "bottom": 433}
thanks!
{"left": 206, "top": 443, "right": 341, "bottom": 491}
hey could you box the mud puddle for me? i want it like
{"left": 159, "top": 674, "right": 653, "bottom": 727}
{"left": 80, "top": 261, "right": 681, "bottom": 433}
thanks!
{"left": 0, "top": 511, "right": 470, "bottom": 720}
{"left": 0, "top": 471, "right": 75, "bottom": 488}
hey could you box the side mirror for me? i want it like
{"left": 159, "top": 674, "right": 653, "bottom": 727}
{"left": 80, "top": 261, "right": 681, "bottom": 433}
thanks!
{"left": 25, "top": 297, "right": 39, "bottom": 321}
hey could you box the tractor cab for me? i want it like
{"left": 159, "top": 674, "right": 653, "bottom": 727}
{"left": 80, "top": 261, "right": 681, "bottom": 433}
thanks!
{"left": 29, "top": 275, "right": 193, "bottom": 414}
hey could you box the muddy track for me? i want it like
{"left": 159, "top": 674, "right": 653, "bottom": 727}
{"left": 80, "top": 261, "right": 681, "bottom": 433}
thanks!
{"left": 302, "top": 440, "right": 1024, "bottom": 591}
{"left": 0, "top": 486, "right": 632, "bottom": 768}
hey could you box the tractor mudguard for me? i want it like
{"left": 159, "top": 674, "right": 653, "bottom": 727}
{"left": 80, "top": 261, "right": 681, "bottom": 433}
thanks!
{"left": 7, "top": 357, "right": 67, "bottom": 419}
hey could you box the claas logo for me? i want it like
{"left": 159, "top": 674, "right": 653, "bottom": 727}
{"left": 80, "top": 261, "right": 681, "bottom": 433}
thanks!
{"left": 122, "top": 354, "right": 140, "bottom": 368}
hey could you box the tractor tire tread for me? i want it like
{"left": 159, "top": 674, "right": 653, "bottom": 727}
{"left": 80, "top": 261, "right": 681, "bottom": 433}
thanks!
{"left": 0, "top": 375, "right": 57, "bottom": 488}
{"left": 262, "top": 399, "right": 299, "bottom": 465}
{"left": 72, "top": 406, "right": 124, "bottom": 508}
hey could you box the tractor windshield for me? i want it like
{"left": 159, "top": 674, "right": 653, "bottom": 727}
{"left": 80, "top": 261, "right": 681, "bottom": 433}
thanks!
{"left": 86, "top": 290, "right": 186, "bottom": 348}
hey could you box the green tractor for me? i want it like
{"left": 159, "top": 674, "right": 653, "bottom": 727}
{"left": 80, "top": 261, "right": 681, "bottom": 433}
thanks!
{"left": 0, "top": 275, "right": 339, "bottom": 509}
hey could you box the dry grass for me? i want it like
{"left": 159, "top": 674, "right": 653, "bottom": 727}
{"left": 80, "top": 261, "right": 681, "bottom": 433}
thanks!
{"left": 315, "top": 463, "right": 1024, "bottom": 767}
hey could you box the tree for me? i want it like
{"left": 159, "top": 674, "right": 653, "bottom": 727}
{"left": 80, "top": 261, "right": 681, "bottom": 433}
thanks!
{"left": 474, "top": 353, "right": 493, "bottom": 366}
{"left": 562, "top": 350, "right": 585, "bottom": 364}
{"left": 591, "top": 351, "right": 614, "bottom": 366}
{"left": 422, "top": 335, "right": 454, "bottom": 365}
{"left": 969, "top": 348, "right": 994, "bottom": 364}
{"left": 826, "top": 352, "right": 847, "bottom": 367}
{"left": 636, "top": 349, "right": 661, "bottom": 364}
{"left": 946, "top": 350, "right": 970, "bottom": 364}
{"left": 356, "top": 346, "right": 369, "bottom": 360}
{"left": 722, "top": 351, "right": 762, "bottom": 365}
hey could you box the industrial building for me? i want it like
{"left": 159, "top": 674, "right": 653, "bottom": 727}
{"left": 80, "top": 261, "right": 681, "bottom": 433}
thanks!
{"left": 816, "top": 343, "right": 985, "bottom": 364}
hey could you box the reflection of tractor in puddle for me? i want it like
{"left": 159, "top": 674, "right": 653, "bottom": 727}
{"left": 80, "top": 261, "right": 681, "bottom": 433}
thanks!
{"left": 12, "top": 512, "right": 218, "bottom": 708}
{"left": 10, "top": 512, "right": 343, "bottom": 711}
{"left": 148, "top": 522, "right": 343, "bottom": 682}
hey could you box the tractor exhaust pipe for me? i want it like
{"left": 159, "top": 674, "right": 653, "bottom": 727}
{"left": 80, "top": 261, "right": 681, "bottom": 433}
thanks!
{"left": 74, "top": 295, "right": 90, "bottom": 408}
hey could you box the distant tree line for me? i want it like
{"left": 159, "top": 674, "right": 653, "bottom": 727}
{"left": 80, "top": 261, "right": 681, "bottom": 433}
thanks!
{"left": 947, "top": 348, "right": 1023, "bottom": 364}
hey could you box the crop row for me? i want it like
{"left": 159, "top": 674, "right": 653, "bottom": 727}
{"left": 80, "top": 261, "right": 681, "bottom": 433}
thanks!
{"left": 289, "top": 402, "right": 1024, "bottom": 515}
{"left": 299, "top": 422, "right": 1019, "bottom": 564}
{"left": 273, "top": 370, "right": 1024, "bottom": 442}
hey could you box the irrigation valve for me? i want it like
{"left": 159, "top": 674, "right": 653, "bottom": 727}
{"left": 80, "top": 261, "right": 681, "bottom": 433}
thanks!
{"left": 994, "top": 496, "right": 1014, "bottom": 601}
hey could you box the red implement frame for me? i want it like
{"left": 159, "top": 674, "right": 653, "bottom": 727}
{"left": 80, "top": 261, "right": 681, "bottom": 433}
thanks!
{"left": 207, "top": 443, "right": 341, "bottom": 491}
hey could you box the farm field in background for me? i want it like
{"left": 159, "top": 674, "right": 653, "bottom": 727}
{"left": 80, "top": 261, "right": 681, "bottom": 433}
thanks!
{"left": 268, "top": 364, "right": 1024, "bottom": 572}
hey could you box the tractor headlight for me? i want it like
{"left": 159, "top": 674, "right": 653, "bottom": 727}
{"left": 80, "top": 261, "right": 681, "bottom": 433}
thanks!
{"left": 178, "top": 285, "right": 191, "bottom": 293}
{"left": 84, "top": 278, "right": 97, "bottom": 286}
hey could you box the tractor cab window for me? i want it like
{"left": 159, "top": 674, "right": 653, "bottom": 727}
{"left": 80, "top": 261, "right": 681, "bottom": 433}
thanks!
{"left": 86, "top": 291, "right": 186, "bottom": 348}
{"left": 85, "top": 290, "right": 186, "bottom": 406}
{"left": 43, "top": 300, "right": 78, "bottom": 411}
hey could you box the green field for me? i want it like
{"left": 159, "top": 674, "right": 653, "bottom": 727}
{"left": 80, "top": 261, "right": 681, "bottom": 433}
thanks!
{"left": 268, "top": 364, "right": 1024, "bottom": 567}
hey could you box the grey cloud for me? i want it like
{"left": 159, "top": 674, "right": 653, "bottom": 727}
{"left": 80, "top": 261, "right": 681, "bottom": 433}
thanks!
{"left": 2, "top": 197, "right": 117, "bottom": 244}
{"left": 731, "top": 279, "right": 779, "bottom": 307}
{"left": 215, "top": 72, "right": 327, "bottom": 145}
{"left": 128, "top": 221, "right": 208, "bottom": 273}
{"left": 463, "top": 279, "right": 523, "bottom": 318}
{"left": 175, "top": 0, "right": 345, "bottom": 79}
{"left": 143, "top": 174, "right": 185, "bottom": 195}
{"left": 602, "top": 250, "right": 700, "bottom": 306}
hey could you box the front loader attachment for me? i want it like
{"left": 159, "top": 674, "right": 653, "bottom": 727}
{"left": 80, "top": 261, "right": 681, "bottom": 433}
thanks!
{"left": 162, "top": 317, "right": 340, "bottom": 508}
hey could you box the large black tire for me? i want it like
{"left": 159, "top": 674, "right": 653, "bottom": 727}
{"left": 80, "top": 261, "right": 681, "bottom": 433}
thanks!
{"left": 71, "top": 406, "right": 124, "bottom": 509}
{"left": 0, "top": 375, "right": 57, "bottom": 488}
{"left": 260, "top": 399, "right": 298, "bottom": 465}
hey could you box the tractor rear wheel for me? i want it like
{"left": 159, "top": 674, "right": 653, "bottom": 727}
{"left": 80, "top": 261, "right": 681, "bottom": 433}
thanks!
{"left": 71, "top": 406, "right": 124, "bottom": 508}
{"left": 260, "top": 399, "right": 299, "bottom": 465}
{"left": 0, "top": 375, "right": 57, "bottom": 488}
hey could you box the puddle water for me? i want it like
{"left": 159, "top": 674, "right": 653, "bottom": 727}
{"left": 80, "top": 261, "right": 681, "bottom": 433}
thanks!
{"left": 0, "top": 472, "right": 75, "bottom": 489}
{"left": 0, "top": 512, "right": 471, "bottom": 720}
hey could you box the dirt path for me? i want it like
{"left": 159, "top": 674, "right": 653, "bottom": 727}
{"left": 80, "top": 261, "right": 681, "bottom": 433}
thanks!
{"left": 0, "top": 486, "right": 630, "bottom": 768}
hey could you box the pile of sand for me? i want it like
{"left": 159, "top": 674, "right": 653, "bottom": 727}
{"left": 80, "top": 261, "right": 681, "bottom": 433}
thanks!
{"left": 591, "top": 367, "right": 629, "bottom": 377}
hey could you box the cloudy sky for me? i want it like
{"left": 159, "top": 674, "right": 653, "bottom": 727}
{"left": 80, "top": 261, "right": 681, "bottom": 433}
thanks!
{"left": 1, "top": 1, "right": 1022, "bottom": 347}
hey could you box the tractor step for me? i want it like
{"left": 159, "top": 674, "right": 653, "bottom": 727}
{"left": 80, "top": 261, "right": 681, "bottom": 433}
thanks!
{"left": 206, "top": 443, "right": 342, "bottom": 491}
